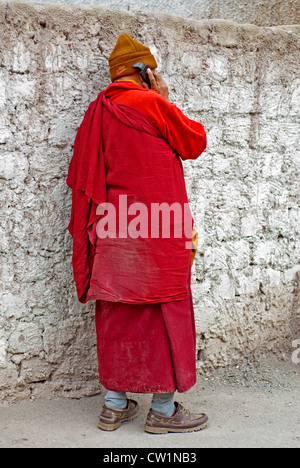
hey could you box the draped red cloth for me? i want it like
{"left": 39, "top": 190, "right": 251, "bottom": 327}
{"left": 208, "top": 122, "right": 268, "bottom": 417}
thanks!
{"left": 67, "top": 83, "right": 206, "bottom": 305}
{"left": 67, "top": 82, "right": 207, "bottom": 393}
{"left": 95, "top": 291, "right": 197, "bottom": 393}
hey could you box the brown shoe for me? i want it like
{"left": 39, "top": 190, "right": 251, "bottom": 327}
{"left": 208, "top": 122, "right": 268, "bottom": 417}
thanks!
{"left": 144, "top": 402, "right": 208, "bottom": 434}
{"left": 98, "top": 399, "right": 140, "bottom": 431}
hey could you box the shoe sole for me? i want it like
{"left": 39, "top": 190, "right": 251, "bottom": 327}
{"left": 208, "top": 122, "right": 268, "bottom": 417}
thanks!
{"left": 144, "top": 421, "right": 208, "bottom": 434}
{"left": 98, "top": 408, "right": 140, "bottom": 431}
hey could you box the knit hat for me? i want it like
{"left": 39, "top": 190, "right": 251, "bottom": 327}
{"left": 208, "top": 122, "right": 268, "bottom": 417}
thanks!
{"left": 109, "top": 33, "right": 158, "bottom": 81}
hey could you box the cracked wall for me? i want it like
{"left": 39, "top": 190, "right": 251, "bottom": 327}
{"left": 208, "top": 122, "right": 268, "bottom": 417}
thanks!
{"left": 0, "top": 1, "right": 299, "bottom": 402}
{"left": 27, "top": 0, "right": 300, "bottom": 28}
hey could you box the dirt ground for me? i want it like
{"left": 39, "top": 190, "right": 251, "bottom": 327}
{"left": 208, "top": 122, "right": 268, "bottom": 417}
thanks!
{"left": 0, "top": 357, "right": 299, "bottom": 449}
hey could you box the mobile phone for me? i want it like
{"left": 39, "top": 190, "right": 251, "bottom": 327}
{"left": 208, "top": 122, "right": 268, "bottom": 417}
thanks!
{"left": 133, "top": 62, "right": 151, "bottom": 89}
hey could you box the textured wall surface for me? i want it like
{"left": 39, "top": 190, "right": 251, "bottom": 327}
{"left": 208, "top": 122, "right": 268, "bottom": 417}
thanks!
{"left": 27, "top": 0, "right": 300, "bottom": 27}
{"left": 0, "top": 1, "right": 299, "bottom": 402}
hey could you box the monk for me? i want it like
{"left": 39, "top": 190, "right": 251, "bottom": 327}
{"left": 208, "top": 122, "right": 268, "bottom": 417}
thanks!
{"left": 67, "top": 33, "right": 208, "bottom": 434}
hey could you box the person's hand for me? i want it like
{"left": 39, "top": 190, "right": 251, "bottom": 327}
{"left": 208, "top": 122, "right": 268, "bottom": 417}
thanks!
{"left": 142, "top": 69, "right": 169, "bottom": 101}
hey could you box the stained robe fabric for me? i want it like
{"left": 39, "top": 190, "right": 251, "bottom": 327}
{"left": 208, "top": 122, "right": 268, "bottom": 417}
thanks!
{"left": 67, "top": 82, "right": 207, "bottom": 305}
{"left": 95, "top": 289, "right": 197, "bottom": 393}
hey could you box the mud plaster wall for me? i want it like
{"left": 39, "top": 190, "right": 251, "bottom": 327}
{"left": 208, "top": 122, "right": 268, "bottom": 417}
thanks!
{"left": 27, "top": 0, "right": 300, "bottom": 28}
{"left": 0, "top": 1, "right": 299, "bottom": 402}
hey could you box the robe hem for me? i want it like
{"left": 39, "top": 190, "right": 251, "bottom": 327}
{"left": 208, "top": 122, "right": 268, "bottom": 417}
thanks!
{"left": 99, "top": 378, "right": 197, "bottom": 395}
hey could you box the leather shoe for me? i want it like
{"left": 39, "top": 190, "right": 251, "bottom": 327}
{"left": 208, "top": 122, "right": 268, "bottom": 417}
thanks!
{"left": 98, "top": 399, "right": 140, "bottom": 431}
{"left": 144, "top": 401, "right": 208, "bottom": 434}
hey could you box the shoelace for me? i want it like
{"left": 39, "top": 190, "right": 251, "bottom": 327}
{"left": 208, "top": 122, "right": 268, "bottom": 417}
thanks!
{"left": 179, "top": 407, "right": 190, "bottom": 416}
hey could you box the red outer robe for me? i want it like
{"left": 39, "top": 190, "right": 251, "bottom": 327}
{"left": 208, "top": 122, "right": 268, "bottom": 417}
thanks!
{"left": 67, "top": 82, "right": 206, "bottom": 305}
{"left": 67, "top": 81, "right": 207, "bottom": 393}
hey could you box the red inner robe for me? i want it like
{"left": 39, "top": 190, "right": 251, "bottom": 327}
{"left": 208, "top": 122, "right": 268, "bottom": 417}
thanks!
{"left": 67, "top": 81, "right": 207, "bottom": 393}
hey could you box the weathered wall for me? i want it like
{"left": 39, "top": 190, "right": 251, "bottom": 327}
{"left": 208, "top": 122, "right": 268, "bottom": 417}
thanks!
{"left": 27, "top": 0, "right": 300, "bottom": 27}
{"left": 0, "top": 1, "right": 299, "bottom": 402}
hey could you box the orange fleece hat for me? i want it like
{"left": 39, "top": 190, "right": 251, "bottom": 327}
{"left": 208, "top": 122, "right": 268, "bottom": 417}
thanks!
{"left": 109, "top": 33, "right": 158, "bottom": 81}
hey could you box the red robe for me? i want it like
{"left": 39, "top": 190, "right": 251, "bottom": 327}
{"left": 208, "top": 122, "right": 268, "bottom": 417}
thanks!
{"left": 67, "top": 81, "right": 207, "bottom": 392}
